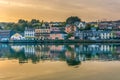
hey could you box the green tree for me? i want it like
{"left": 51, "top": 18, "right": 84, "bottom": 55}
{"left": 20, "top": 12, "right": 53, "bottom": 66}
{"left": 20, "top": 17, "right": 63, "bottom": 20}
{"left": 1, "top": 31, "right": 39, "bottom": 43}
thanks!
{"left": 17, "top": 19, "right": 28, "bottom": 32}
{"left": 65, "top": 33, "right": 73, "bottom": 39}
{"left": 30, "top": 19, "right": 41, "bottom": 28}
{"left": 85, "top": 23, "right": 91, "bottom": 30}
{"left": 66, "top": 16, "right": 81, "bottom": 24}
{"left": 30, "top": 19, "right": 40, "bottom": 24}
{"left": 18, "top": 19, "right": 28, "bottom": 24}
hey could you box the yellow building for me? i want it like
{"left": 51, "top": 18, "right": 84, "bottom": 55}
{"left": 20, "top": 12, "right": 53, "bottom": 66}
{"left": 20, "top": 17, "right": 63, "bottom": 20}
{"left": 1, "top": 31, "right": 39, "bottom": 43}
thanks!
{"left": 11, "top": 33, "right": 24, "bottom": 40}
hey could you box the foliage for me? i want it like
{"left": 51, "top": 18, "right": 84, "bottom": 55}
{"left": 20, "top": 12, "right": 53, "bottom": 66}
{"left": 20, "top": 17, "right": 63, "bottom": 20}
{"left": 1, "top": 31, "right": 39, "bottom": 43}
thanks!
{"left": 66, "top": 33, "right": 73, "bottom": 39}
{"left": 66, "top": 16, "right": 81, "bottom": 24}
{"left": 85, "top": 23, "right": 92, "bottom": 30}
{"left": 4, "top": 19, "right": 41, "bottom": 32}
{"left": 3, "top": 16, "right": 82, "bottom": 32}
{"left": 85, "top": 23, "right": 99, "bottom": 30}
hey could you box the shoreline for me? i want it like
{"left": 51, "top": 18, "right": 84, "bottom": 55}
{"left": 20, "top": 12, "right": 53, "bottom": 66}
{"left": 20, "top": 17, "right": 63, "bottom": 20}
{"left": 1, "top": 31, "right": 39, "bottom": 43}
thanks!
{"left": 1, "top": 40, "right": 120, "bottom": 43}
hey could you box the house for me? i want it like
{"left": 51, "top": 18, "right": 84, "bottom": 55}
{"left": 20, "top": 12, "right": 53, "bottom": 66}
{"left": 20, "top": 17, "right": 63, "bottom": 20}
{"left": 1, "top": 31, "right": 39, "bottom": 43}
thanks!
{"left": 49, "top": 22, "right": 63, "bottom": 27}
{"left": 74, "top": 31, "right": 85, "bottom": 40}
{"left": 50, "top": 31, "right": 67, "bottom": 40}
{"left": 112, "top": 31, "right": 120, "bottom": 39}
{"left": 11, "top": 33, "right": 24, "bottom": 40}
{"left": 0, "top": 30, "right": 14, "bottom": 41}
{"left": 65, "top": 25, "right": 77, "bottom": 34}
{"left": 75, "top": 28, "right": 100, "bottom": 40}
{"left": 35, "top": 23, "right": 50, "bottom": 40}
{"left": 65, "top": 21, "right": 86, "bottom": 33}
{"left": 99, "top": 30, "right": 112, "bottom": 40}
{"left": 24, "top": 28, "right": 35, "bottom": 40}
{"left": 75, "top": 28, "right": 112, "bottom": 40}
{"left": 50, "top": 26, "right": 64, "bottom": 32}
{"left": 74, "top": 22, "right": 86, "bottom": 29}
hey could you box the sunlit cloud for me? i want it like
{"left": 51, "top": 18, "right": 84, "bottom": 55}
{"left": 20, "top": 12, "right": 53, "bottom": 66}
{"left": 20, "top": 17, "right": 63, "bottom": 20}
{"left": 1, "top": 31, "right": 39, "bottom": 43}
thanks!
{"left": 0, "top": 0, "right": 120, "bottom": 22}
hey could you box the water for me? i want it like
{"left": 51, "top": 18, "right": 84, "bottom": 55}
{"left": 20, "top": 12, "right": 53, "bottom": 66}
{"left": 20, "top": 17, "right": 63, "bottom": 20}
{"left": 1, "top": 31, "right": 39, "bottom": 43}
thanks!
{"left": 0, "top": 43, "right": 120, "bottom": 80}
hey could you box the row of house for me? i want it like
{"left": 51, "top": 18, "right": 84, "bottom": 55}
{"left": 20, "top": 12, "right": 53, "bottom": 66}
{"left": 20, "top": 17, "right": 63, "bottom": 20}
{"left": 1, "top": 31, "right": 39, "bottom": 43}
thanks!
{"left": 24, "top": 23, "right": 67, "bottom": 40}
{"left": 23, "top": 22, "right": 87, "bottom": 40}
{"left": 1, "top": 21, "right": 120, "bottom": 41}
{"left": 65, "top": 22, "right": 120, "bottom": 40}
{"left": 89, "top": 20, "right": 120, "bottom": 30}
{"left": 0, "top": 30, "right": 14, "bottom": 41}
{"left": 0, "top": 23, "right": 68, "bottom": 41}
{"left": 75, "top": 29, "right": 114, "bottom": 40}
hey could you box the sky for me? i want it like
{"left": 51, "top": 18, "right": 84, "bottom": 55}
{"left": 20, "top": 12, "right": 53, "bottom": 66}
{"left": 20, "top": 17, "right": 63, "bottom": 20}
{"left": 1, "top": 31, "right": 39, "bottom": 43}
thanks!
{"left": 0, "top": 0, "right": 120, "bottom": 22}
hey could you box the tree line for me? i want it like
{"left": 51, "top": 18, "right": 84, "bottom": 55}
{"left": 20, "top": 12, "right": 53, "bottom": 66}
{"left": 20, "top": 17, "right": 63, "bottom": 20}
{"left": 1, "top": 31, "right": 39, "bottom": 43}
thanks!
{"left": 3, "top": 16, "right": 96, "bottom": 32}
{"left": 4, "top": 19, "right": 42, "bottom": 32}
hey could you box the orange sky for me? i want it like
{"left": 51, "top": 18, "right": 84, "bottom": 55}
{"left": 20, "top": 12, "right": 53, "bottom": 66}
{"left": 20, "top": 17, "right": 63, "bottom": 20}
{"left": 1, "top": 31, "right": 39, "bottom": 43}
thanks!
{"left": 0, "top": 0, "right": 120, "bottom": 22}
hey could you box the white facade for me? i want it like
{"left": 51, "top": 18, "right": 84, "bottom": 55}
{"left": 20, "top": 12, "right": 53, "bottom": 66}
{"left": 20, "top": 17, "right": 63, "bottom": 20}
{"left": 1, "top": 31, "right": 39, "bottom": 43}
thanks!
{"left": 100, "top": 32, "right": 111, "bottom": 39}
{"left": 24, "top": 28, "right": 35, "bottom": 40}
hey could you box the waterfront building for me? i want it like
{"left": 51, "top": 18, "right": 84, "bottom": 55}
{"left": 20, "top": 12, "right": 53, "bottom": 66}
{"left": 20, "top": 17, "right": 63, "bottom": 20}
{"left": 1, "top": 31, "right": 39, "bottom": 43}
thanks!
{"left": 75, "top": 29, "right": 112, "bottom": 40}
{"left": 75, "top": 28, "right": 100, "bottom": 40}
{"left": 65, "top": 25, "right": 77, "bottom": 34}
{"left": 99, "top": 30, "right": 112, "bottom": 40}
{"left": 0, "top": 30, "right": 14, "bottom": 41}
{"left": 11, "top": 33, "right": 24, "bottom": 40}
{"left": 98, "top": 20, "right": 120, "bottom": 30}
{"left": 112, "top": 31, "right": 120, "bottom": 39}
{"left": 65, "top": 22, "right": 86, "bottom": 40}
{"left": 50, "top": 31, "right": 67, "bottom": 40}
{"left": 24, "top": 28, "right": 35, "bottom": 40}
{"left": 50, "top": 27, "right": 60, "bottom": 32}
{"left": 50, "top": 26, "right": 64, "bottom": 32}
{"left": 35, "top": 23, "right": 50, "bottom": 40}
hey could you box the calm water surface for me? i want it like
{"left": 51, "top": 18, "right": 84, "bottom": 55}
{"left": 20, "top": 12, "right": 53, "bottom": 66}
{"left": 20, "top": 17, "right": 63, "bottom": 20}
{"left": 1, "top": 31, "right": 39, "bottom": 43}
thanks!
{"left": 0, "top": 43, "right": 120, "bottom": 80}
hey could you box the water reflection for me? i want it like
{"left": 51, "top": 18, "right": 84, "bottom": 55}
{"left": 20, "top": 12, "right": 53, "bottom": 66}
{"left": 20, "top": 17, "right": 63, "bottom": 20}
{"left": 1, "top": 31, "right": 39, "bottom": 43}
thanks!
{"left": 0, "top": 43, "right": 120, "bottom": 66}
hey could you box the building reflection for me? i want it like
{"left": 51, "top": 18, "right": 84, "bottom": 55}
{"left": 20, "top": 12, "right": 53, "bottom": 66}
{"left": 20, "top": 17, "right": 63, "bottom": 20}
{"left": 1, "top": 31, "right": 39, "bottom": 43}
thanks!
{"left": 0, "top": 44, "right": 120, "bottom": 65}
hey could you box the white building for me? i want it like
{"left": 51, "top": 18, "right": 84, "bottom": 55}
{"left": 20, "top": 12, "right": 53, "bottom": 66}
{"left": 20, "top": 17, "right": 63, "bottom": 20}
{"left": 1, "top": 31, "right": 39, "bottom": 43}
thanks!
{"left": 74, "top": 22, "right": 86, "bottom": 29}
{"left": 99, "top": 31, "right": 112, "bottom": 40}
{"left": 24, "top": 28, "right": 35, "bottom": 40}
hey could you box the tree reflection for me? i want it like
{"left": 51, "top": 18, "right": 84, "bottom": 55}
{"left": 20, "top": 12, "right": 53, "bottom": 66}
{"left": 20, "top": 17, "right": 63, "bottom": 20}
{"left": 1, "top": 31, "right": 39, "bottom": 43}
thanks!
{"left": 66, "top": 58, "right": 81, "bottom": 66}
{"left": 0, "top": 44, "right": 120, "bottom": 65}
{"left": 65, "top": 45, "right": 81, "bottom": 66}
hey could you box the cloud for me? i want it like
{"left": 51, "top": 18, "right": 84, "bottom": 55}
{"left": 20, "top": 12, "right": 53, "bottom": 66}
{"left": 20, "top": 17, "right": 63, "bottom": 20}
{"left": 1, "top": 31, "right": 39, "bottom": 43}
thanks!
{"left": 0, "top": 0, "right": 120, "bottom": 22}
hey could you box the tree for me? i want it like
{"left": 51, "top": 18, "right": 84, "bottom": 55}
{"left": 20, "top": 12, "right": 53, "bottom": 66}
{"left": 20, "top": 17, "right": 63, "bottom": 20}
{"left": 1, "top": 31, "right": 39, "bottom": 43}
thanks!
{"left": 18, "top": 19, "right": 28, "bottom": 24}
{"left": 65, "top": 33, "right": 73, "bottom": 39}
{"left": 85, "top": 23, "right": 91, "bottom": 30}
{"left": 66, "top": 16, "right": 81, "bottom": 24}
{"left": 85, "top": 23, "right": 99, "bottom": 30}
{"left": 30, "top": 19, "right": 40, "bottom": 24}
{"left": 17, "top": 19, "right": 29, "bottom": 32}
{"left": 0, "top": 25, "right": 3, "bottom": 30}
